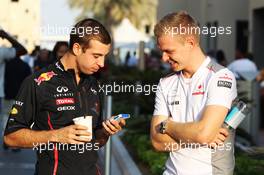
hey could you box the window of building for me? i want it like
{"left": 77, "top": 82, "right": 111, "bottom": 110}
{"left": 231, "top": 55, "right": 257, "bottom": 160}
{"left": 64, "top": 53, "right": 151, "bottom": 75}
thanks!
{"left": 145, "top": 25, "right": 150, "bottom": 34}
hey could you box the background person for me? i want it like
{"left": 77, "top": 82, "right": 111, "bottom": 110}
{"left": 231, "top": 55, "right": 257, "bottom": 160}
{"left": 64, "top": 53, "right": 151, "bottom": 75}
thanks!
{"left": 228, "top": 48, "right": 258, "bottom": 80}
{"left": 0, "top": 28, "right": 27, "bottom": 113}
{"left": 51, "top": 41, "right": 69, "bottom": 63}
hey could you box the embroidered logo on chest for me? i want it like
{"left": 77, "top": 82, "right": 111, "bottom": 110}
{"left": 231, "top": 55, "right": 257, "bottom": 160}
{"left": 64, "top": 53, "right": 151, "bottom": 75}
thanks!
{"left": 192, "top": 84, "right": 205, "bottom": 96}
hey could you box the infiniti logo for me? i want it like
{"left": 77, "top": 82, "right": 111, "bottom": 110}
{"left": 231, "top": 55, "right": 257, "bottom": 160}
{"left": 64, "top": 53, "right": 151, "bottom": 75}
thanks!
{"left": 57, "top": 86, "right": 69, "bottom": 93}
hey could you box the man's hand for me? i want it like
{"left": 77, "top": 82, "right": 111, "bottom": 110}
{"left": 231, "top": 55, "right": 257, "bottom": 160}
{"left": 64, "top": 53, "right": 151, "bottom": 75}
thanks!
{"left": 102, "top": 117, "right": 126, "bottom": 135}
{"left": 0, "top": 28, "right": 27, "bottom": 56}
{"left": 150, "top": 116, "right": 178, "bottom": 152}
{"left": 209, "top": 128, "right": 229, "bottom": 148}
{"left": 0, "top": 29, "right": 9, "bottom": 39}
{"left": 52, "top": 124, "right": 91, "bottom": 144}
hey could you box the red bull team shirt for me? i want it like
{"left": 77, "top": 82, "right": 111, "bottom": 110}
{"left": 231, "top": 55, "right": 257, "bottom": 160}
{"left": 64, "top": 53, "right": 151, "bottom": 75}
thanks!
{"left": 4, "top": 61, "right": 103, "bottom": 175}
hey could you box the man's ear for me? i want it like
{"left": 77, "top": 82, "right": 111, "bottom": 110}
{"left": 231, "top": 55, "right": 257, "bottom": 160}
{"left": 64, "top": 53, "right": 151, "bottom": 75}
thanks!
{"left": 72, "top": 43, "right": 82, "bottom": 56}
{"left": 185, "top": 36, "right": 196, "bottom": 49}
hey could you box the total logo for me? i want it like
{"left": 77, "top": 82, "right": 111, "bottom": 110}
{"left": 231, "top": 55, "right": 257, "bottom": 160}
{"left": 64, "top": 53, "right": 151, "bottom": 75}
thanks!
{"left": 57, "top": 105, "right": 75, "bottom": 111}
{"left": 56, "top": 98, "right": 75, "bottom": 105}
{"left": 57, "top": 86, "right": 69, "bottom": 93}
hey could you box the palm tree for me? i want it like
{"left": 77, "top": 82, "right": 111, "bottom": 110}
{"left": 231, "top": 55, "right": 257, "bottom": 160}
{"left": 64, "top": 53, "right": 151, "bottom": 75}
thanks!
{"left": 67, "top": 0, "right": 157, "bottom": 34}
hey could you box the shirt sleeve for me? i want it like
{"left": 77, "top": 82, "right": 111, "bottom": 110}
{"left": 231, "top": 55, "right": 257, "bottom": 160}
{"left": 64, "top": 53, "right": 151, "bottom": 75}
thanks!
{"left": 4, "top": 75, "right": 37, "bottom": 135}
{"left": 206, "top": 69, "right": 237, "bottom": 109}
{"left": 0, "top": 47, "right": 16, "bottom": 63}
{"left": 153, "top": 80, "right": 170, "bottom": 117}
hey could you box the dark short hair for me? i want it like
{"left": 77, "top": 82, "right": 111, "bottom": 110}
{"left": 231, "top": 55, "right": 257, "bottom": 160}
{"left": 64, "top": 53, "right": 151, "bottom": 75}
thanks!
{"left": 69, "top": 18, "right": 111, "bottom": 52}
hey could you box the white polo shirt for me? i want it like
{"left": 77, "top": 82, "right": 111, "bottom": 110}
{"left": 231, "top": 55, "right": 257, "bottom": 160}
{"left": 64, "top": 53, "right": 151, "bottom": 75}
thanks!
{"left": 153, "top": 57, "right": 237, "bottom": 175}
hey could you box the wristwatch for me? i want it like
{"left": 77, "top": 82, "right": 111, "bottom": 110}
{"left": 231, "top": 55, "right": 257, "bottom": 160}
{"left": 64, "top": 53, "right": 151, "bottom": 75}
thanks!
{"left": 160, "top": 120, "right": 168, "bottom": 134}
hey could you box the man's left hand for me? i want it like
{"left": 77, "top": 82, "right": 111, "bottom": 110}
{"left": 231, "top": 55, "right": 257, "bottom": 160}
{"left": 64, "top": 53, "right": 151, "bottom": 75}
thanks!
{"left": 102, "top": 117, "right": 126, "bottom": 136}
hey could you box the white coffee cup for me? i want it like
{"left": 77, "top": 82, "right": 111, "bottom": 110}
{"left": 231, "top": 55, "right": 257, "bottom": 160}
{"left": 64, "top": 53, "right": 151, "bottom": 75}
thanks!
{"left": 73, "top": 116, "right": 93, "bottom": 140}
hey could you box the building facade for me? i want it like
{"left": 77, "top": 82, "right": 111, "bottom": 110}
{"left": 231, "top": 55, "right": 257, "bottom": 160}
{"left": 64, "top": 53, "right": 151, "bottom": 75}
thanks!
{"left": 0, "top": 0, "right": 40, "bottom": 51}
{"left": 157, "top": 0, "right": 249, "bottom": 63}
{"left": 249, "top": 0, "right": 264, "bottom": 68}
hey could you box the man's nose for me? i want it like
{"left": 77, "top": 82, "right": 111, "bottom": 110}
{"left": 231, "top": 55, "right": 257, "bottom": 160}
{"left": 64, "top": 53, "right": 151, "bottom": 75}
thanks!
{"left": 97, "top": 57, "right": 105, "bottom": 68}
{"left": 162, "top": 52, "right": 169, "bottom": 62}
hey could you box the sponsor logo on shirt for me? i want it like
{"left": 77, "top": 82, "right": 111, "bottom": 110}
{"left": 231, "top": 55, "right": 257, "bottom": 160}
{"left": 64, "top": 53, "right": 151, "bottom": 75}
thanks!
{"left": 169, "top": 101, "right": 180, "bottom": 105}
{"left": 192, "top": 84, "right": 205, "bottom": 96}
{"left": 10, "top": 107, "right": 18, "bottom": 115}
{"left": 90, "top": 87, "right": 97, "bottom": 95}
{"left": 9, "top": 118, "right": 15, "bottom": 122}
{"left": 55, "top": 62, "right": 64, "bottom": 72}
{"left": 54, "top": 93, "right": 74, "bottom": 98}
{"left": 218, "top": 74, "right": 232, "bottom": 80}
{"left": 34, "top": 71, "right": 57, "bottom": 85}
{"left": 14, "top": 101, "right": 23, "bottom": 106}
{"left": 56, "top": 86, "right": 69, "bottom": 93}
{"left": 57, "top": 105, "right": 75, "bottom": 111}
{"left": 56, "top": 98, "right": 75, "bottom": 105}
{"left": 217, "top": 80, "right": 232, "bottom": 89}
{"left": 54, "top": 87, "right": 73, "bottom": 98}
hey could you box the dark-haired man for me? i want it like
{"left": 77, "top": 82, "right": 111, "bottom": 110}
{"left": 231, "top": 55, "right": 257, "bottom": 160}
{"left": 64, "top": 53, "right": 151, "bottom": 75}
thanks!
{"left": 4, "top": 19, "right": 125, "bottom": 175}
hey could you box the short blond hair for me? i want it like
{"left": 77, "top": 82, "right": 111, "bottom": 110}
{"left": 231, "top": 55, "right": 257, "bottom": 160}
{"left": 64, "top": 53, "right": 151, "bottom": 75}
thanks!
{"left": 154, "top": 11, "right": 200, "bottom": 43}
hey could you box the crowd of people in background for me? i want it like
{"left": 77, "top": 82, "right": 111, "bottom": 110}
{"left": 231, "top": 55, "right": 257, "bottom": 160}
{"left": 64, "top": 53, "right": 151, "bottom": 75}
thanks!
{"left": 21, "top": 41, "right": 69, "bottom": 72}
{"left": 124, "top": 47, "right": 260, "bottom": 79}
{"left": 124, "top": 50, "right": 162, "bottom": 70}
{"left": 4, "top": 41, "right": 69, "bottom": 102}
{"left": 0, "top": 28, "right": 69, "bottom": 151}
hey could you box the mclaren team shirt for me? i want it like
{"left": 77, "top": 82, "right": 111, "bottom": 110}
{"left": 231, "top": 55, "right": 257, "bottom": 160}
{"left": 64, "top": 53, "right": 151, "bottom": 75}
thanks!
{"left": 4, "top": 61, "right": 103, "bottom": 175}
{"left": 153, "top": 57, "right": 237, "bottom": 175}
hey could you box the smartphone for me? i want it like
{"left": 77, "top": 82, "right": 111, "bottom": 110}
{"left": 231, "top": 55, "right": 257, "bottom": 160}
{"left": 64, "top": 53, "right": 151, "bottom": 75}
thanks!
{"left": 113, "top": 114, "right": 130, "bottom": 121}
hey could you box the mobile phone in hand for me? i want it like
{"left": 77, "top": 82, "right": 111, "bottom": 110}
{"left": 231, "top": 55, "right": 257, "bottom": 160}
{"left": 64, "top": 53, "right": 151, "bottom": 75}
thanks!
{"left": 113, "top": 114, "right": 130, "bottom": 121}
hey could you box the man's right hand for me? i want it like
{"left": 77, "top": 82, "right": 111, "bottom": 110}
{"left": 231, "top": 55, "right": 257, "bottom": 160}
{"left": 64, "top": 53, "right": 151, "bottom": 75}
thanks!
{"left": 0, "top": 29, "right": 9, "bottom": 39}
{"left": 209, "top": 128, "right": 229, "bottom": 148}
{"left": 52, "top": 125, "right": 91, "bottom": 144}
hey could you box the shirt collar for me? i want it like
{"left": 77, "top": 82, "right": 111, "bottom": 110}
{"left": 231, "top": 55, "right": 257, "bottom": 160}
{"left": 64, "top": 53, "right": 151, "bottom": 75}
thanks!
{"left": 180, "top": 56, "right": 211, "bottom": 83}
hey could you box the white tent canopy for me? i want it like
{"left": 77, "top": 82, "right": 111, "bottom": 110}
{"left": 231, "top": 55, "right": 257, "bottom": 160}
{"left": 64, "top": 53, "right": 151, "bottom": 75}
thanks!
{"left": 113, "top": 18, "right": 150, "bottom": 47}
